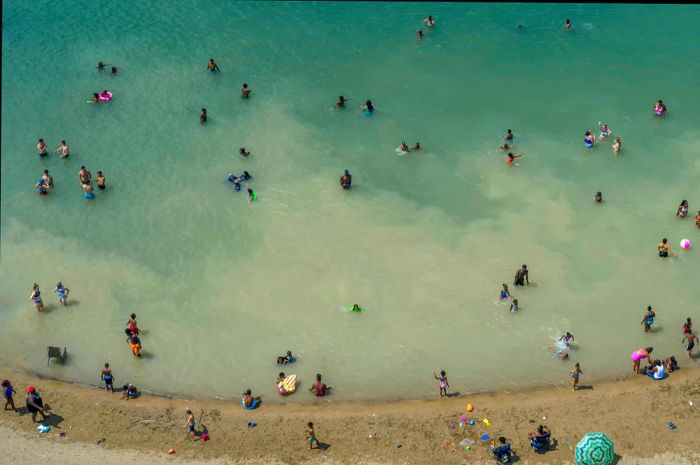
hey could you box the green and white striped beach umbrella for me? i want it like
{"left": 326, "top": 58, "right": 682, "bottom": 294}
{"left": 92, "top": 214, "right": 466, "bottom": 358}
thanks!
{"left": 575, "top": 432, "right": 615, "bottom": 465}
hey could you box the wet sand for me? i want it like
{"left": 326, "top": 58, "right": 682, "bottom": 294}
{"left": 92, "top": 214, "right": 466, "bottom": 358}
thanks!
{"left": 0, "top": 367, "right": 698, "bottom": 464}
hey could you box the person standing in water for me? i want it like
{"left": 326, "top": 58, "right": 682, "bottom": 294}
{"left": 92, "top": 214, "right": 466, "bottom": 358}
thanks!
{"left": 682, "top": 332, "right": 697, "bottom": 359}
{"left": 571, "top": 363, "right": 582, "bottom": 391}
{"left": 499, "top": 283, "right": 511, "bottom": 300}
{"left": 657, "top": 238, "right": 677, "bottom": 258}
{"left": 96, "top": 171, "right": 106, "bottom": 190}
{"left": 54, "top": 282, "right": 70, "bottom": 307}
{"left": 595, "top": 192, "right": 603, "bottom": 203}
{"left": 360, "top": 99, "right": 374, "bottom": 114}
{"left": 683, "top": 318, "right": 692, "bottom": 335}
{"left": 101, "top": 363, "right": 114, "bottom": 392}
{"left": 29, "top": 284, "right": 44, "bottom": 311}
{"left": 560, "top": 332, "right": 575, "bottom": 347}
{"left": 424, "top": 15, "right": 435, "bottom": 27}
{"left": 695, "top": 210, "right": 700, "bottom": 228}
{"left": 207, "top": 59, "right": 220, "bottom": 72}
{"left": 42, "top": 170, "right": 54, "bottom": 189}
{"left": 510, "top": 299, "right": 519, "bottom": 312}
{"left": 334, "top": 96, "right": 350, "bottom": 108}
{"left": 565, "top": 19, "right": 573, "bottom": 31}
{"left": 631, "top": 347, "right": 653, "bottom": 374}
{"left": 641, "top": 306, "right": 655, "bottom": 333}
{"left": 417, "top": 30, "right": 424, "bottom": 40}
{"left": 247, "top": 188, "right": 257, "bottom": 203}
{"left": 200, "top": 108, "right": 207, "bottom": 125}
{"left": 241, "top": 83, "right": 251, "bottom": 98}
{"left": 513, "top": 264, "right": 529, "bottom": 286}
{"left": 53, "top": 140, "right": 69, "bottom": 158}
{"left": 78, "top": 166, "right": 91, "bottom": 186}
{"left": 503, "top": 129, "right": 514, "bottom": 141}
{"left": 613, "top": 136, "right": 622, "bottom": 154}
{"left": 433, "top": 370, "right": 449, "bottom": 397}
{"left": 340, "top": 169, "right": 352, "bottom": 190}
{"left": 37, "top": 138, "right": 48, "bottom": 157}
{"left": 676, "top": 200, "right": 689, "bottom": 218}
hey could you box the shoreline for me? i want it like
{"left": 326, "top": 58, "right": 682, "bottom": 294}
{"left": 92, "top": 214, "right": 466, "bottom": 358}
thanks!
{"left": 1, "top": 367, "right": 699, "bottom": 464}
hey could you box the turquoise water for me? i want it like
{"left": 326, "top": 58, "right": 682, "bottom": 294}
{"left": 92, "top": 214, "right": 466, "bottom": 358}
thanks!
{"left": 2, "top": 2, "right": 700, "bottom": 401}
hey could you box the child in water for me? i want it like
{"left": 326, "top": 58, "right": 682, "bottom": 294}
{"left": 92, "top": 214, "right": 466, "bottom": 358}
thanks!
{"left": 247, "top": 188, "right": 257, "bottom": 203}
{"left": 499, "top": 284, "right": 510, "bottom": 300}
{"left": 510, "top": 299, "right": 519, "bottom": 312}
{"left": 571, "top": 363, "right": 582, "bottom": 391}
{"left": 433, "top": 370, "right": 449, "bottom": 397}
{"left": 54, "top": 282, "right": 70, "bottom": 306}
{"left": 598, "top": 122, "right": 612, "bottom": 138}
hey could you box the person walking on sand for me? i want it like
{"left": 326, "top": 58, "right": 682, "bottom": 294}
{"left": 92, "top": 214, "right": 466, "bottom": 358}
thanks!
{"left": 631, "top": 347, "right": 654, "bottom": 374}
{"left": 683, "top": 332, "right": 697, "bottom": 359}
{"left": 54, "top": 282, "right": 70, "bottom": 307}
{"left": 183, "top": 409, "right": 196, "bottom": 436}
{"left": 641, "top": 306, "right": 655, "bottom": 333}
{"left": 101, "top": 363, "right": 114, "bottom": 392}
{"left": 306, "top": 422, "right": 319, "bottom": 450}
{"left": 29, "top": 284, "right": 44, "bottom": 312}
{"left": 25, "top": 386, "right": 47, "bottom": 423}
{"left": 571, "top": 363, "right": 582, "bottom": 391}
{"left": 513, "top": 264, "right": 529, "bottom": 286}
{"left": 2, "top": 380, "right": 16, "bottom": 411}
{"left": 433, "top": 370, "right": 449, "bottom": 397}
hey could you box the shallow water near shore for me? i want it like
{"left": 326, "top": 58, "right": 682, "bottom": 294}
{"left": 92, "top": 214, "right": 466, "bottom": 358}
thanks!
{"left": 2, "top": 2, "right": 700, "bottom": 401}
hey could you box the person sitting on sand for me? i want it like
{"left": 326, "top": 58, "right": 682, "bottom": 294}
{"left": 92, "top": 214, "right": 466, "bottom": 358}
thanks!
{"left": 277, "top": 350, "right": 294, "bottom": 365}
{"left": 658, "top": 238, "right": 677, "bottom": 258}
{"left": 242, "top": 389, "right": 260, "bottom": 408}
{"left": 528, "top": 425, "right": 551, "bottom": 450}
{"left": 663, "top": 356, "right": 679, "bottom": 373}
{"left": 207, "top": 59, "right": 220, "bottom": 72}
{"left": 489, "top": 436, "right": 512, "bottom": 462}
{"left": 122, "top": 383, "right": 138, "bottom": 400}
{"left": 645, "top": 359, "right": 665, "bottom": 380}
{"left": 676, "top": 200, "right": 689, "bottom": 218}
{"left": 309, "top": 373, "right": 331, "bottom": 397}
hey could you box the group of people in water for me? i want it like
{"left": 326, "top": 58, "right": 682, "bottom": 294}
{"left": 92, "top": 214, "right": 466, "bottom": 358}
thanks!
{"left": 28, "top": 282, "right": 70, "bottom": 311}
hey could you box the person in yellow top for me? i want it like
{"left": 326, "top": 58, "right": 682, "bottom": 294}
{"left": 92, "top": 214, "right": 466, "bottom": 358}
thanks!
{"left": 96, "top": 171, "right": 106, "bottom": 190}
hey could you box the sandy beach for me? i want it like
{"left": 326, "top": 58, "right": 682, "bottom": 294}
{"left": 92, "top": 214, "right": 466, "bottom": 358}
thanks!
{"left": 1, "top": 367, "right": 699, "bottom": 465}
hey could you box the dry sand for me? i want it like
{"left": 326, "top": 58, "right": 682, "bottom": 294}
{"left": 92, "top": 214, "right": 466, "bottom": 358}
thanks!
{"left": 0, "top": 368, "right": 699, "bottom": 465}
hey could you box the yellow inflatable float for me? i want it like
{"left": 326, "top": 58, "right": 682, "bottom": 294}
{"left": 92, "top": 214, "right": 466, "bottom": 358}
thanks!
{"left": 277, "top": 374, "right": 297, "bottom": 396}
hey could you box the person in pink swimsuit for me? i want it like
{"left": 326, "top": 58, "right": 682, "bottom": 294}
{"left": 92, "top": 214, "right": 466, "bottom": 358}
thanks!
{"left": 434, "top": 370, "right": 449, "bottom": 397}
{"left": 631, "top": 347, "right": 654, "bottom": 374}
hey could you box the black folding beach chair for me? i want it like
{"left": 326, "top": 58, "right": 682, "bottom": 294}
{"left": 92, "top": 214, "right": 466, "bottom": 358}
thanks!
{"left": 47, "top": 346, "right": 67, "bottom": 365}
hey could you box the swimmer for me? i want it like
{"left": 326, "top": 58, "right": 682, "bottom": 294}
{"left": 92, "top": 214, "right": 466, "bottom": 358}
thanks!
{"left": 612, "top": 136, "right": 622, "bottom": 154}
{"left": 565, "top": 19, "right": 573, "bottom": 31}
{"left": 598, "top": 122, "right": 612, "bottom": 138}
{"left": 340, "top": 169, "right": 352, "bottom": 190}
{"left": 37, "top": 138, "right": 48, "bottom": 157}
{"left": 277, "top": 350, "right": 294, "bottom": 365}
{"left": 503, "top": 129, "right": 514, "bottom": 141}
{"left": 424, "top": 15, "right": 435, "bottom": 27}
{"left": 334, "top": 96, "right": 350, "bottom": 108}
{"left": 641, "top": 306, "right": 655, "bottom": 333}
{"left": 351, "top": 304, "right": 361, "bottom": 312}
{"left": 433, "top": 370, "right": 448, "bottom": 398}
{"left": 683, "top": 332, "right": 698, "bottom": 358}
{"left": 560, "top": 332, "right": 575, "bottom": 347}
{"left": 499, "top": 143, "right": 515, "bottom": 151}
{"left": 111, "top": 66, "right": 117, "bottom": 75}
{"left": 91, "top": 93, "right": 100, "bottom": 103}
{"left": 239, "top": 147, "right": 250, "bottom": 157}
{"left": 676, "top": 200, "right": 688, "bottom": 218}
{"left": 412, "top": 142, "right": 423, "bottom": 151}
{"left": 53, "top": 140, "right": 69, "bottom": 158}
{"left": 78, "top": 166, "right": 91, "bottom": 186}
{"left": 584, "top": 130, "right": 595, "bottom": 147}
{"left": 653, "top": 99, "right": 667, "bottom": 116}
{"left": 309, "top": 373, "right": 331, "bottom": 397}
{"left": 505, "top": 152, "right": 524, "bottom": 165}
{"left": 399, "top": 141, "right": 410, "bottom": 152}
{"left": 247, "top": 188, "right": 256, "bottom": 203}
{"left": 97, "top": 61, "right": 105, "bottom": 71}
{"left": 499, "top": 283, "right": 511, "bottom": 300}
{"left": 514, "top": 264, "right": 529, "bottom": 286}
{"left": 657, "top": 237, "right": 677, "bottom": 258}
{"left": 595, "top": 191, "right": 603, "bottom": 203}
{"left": 96, "top": 171, "right": 106, "bottom": 190}
{"left": 200, "top": 108, "right": 207, "bottom": 125}
{"left": 510, "top": 298, "right": 519, "bottom": 313}
{"left": 277, "top": 372, "right": 286, "bottom": 384}
{"left": 696, "top": 211, "right": 700, "bottom": 228}
{"left": 54, "top": 282, "right": 69, "bottom": 306}
{"left": 360, "top": 99, "right": 374, "bottom": 114}
{"left": 29, "top": 284, "right": 43, "bottom": 312}
{"left": 241, "top": 83, "right": 251, "bottom": 98}
{"left": 42, "top": 170, "right": 53, "bottom": 188}
{"left": 417, "top": 30, "right": 424, "bottom": 40}
{"left": 207, "top": 58, "right": 220, "bottom": 72}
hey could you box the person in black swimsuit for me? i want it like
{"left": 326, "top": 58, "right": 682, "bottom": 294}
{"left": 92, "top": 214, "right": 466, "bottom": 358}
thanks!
{"left": 514, "top": 264, "right": 529, "bottom": 286}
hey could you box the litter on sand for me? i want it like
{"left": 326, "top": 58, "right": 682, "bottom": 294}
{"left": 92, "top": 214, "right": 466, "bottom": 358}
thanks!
{"left": 460, "top": 438, "right": 475, "bottom": 447}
